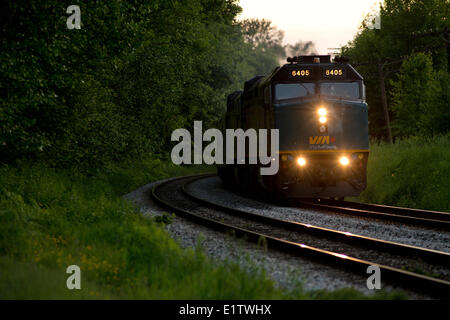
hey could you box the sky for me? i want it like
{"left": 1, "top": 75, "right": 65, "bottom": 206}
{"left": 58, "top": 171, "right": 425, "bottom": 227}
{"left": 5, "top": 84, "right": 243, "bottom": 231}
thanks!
{"left": 238, "top": 0, "right": 382, "bottom": 55}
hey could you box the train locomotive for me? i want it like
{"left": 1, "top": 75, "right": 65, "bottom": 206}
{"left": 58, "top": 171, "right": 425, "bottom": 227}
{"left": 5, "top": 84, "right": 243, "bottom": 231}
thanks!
{"left": 217, "top": 55, "right": 369, "bottom": 199}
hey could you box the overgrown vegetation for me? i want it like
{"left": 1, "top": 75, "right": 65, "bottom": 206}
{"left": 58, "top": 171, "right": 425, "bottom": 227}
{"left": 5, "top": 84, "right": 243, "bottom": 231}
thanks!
{"left": 356, "top": 135, "right": 450, "bottom": 212}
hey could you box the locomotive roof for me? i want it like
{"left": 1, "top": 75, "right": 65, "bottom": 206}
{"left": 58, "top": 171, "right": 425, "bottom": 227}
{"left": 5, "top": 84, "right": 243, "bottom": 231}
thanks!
{"left": 236, "top": 55, "right": 364, "bottom": 100}
{"left": 272, "top": 60, "right": 362, "bottom": 82}
{"left": 255, "top": 55, "right": 362, "bottom": 87}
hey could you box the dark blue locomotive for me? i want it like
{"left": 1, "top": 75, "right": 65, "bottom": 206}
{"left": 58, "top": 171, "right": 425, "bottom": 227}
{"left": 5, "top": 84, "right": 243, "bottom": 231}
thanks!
{"left": 218, "top": 55, "right": 369, "bottom": 199}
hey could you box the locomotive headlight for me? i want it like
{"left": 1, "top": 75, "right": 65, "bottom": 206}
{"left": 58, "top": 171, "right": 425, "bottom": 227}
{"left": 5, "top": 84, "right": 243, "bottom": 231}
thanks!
{"left": 318, "top": 108, "right": 327, "bottom": 116}
{"left": 339, "top": 156, "right": 350, "bottom": 166}
{"left": 319, "top": 116, "right": 327, "bottom": 124}
{"left": 297, "top": 157, "right": 306, "bottom": 166}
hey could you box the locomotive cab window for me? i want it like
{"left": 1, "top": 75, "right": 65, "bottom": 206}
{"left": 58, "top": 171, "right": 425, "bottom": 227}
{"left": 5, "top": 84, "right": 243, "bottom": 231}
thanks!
{"left": 275, "top": 83, "right": 315, "bottom": 100}
{"left": 319, "top": 81, "right": 361, "bottom": 99}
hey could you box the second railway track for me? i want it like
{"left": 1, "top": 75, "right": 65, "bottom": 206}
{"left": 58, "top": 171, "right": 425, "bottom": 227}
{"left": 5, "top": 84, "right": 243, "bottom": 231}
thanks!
{"left": 296, "top": 199, "right": 450, "bottom": 230}
{"left": 152, "top": 174, "right": 450, "bottom": 299}
{"left": 304, "top": 198, "right": 450, "bottom": 222}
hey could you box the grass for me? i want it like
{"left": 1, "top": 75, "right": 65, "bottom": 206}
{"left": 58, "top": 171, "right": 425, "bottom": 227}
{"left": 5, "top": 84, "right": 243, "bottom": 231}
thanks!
{"left": 0, "top": 158, "right": 405, "bottom": 299}
{"left": 353, "top": 134, "right": 449, "bottom": 212}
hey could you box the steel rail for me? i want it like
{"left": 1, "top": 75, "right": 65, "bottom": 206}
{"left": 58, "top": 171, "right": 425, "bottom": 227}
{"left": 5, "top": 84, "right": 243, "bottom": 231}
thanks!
{"left": 181, "top": 176, "right": 450, "bottom": 266}
{"left": 307, "top": 199, "right": 450, "bottom": 222}
{"left": 296, "top": 200, "right": 450, "bottom": 230}
{"left": 151, "top": 175, "right": 450, "bottom": 298}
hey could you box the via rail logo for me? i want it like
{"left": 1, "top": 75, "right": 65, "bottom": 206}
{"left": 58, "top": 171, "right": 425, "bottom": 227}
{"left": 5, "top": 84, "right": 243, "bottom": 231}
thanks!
{"left": 171, "top": 121, "right": 280, "bottom": 175}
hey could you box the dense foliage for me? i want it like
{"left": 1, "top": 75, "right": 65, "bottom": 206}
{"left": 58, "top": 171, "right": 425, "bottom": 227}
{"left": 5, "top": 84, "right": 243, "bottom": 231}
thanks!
{"left": 342, "top": 0, "right": 449, "bottom": 140}
{"left": 390, "top": 53, "right": 449, "bottom": 137}
{"left": 1, "top": 1, "right": 297, "bottom": 168}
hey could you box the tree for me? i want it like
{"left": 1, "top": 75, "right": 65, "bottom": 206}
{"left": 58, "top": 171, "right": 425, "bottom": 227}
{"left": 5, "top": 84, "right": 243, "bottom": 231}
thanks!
{"left": 390, "top": 53, "right": 449, "bottom": 137}
{"left": 0, "top": 0, "right": 245, "bottom": 165}
{"left": 239, "top": 19, "right": 286, "bottom": 74}
{"left": 0, "top": 1, "right": 317, "bottom": 167}
{"left": 342, "top": 0, "right": 449, "bottom": 140}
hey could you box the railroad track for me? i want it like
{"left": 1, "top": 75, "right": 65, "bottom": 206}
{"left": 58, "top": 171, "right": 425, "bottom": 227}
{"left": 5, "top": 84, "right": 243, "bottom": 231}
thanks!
{"left": 152, "top": 174, "right": 450, "bottom": 298}
{"left": 296, "top": 199, "right": 450, "bottom": 231}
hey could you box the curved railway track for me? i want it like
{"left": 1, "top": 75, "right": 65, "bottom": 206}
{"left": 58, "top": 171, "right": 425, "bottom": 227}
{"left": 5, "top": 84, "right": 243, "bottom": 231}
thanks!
{"left": 151, "top": 174, "right": 450, "bottom": 298}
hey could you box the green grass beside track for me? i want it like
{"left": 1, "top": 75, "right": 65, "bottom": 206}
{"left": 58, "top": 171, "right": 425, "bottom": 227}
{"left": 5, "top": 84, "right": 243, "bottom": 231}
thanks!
{"left": 355, "top": 135, "right": 450, "bottom": 212}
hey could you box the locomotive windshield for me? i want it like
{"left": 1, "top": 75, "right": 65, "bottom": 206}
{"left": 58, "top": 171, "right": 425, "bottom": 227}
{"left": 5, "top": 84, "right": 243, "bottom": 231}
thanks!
{"left": 275, "top": 81, "right": 361, "bottom": 101}
{"left": 275, "top": 83, "right": 314, "bottom": 100}
{"left": 319, "top": 82, "right": 360, "bottom": 99}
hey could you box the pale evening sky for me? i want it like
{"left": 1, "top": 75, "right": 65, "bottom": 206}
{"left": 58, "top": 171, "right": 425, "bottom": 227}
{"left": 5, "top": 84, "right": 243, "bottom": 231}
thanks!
{"left": 238, "top": 0, "right": 382, "bottom": 55}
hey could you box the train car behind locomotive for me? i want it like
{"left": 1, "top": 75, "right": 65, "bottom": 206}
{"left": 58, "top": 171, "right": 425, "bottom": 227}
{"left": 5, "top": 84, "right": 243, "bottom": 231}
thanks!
{"left": 218, "top": 55, "right": 369, "bottom": 199}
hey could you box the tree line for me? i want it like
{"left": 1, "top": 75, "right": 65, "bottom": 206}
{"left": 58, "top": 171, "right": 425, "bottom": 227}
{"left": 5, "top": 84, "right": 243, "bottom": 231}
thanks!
{"left": 342, "top": 0, "right": 449, "bottom": 141}
{"left": 0, "top": 0, "right": 316, "bottom": 169}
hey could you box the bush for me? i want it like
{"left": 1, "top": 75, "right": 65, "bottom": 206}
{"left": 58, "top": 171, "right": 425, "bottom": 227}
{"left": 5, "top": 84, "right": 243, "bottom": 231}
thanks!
{"left": 356, "top": 135, "right": 450, "bottom": 211}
